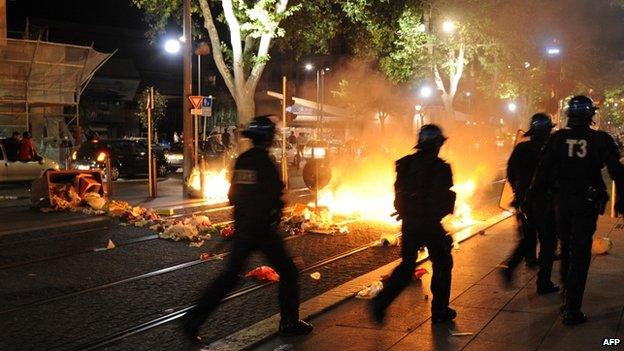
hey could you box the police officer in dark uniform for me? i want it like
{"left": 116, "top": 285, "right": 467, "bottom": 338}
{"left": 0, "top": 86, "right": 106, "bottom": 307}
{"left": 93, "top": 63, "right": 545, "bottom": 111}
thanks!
{"left": 371, "top": 124, "right": 456, "bottom": 324}
{"left": 503, "top": 113, "right": 559, "bottom": 294}
{"left": 530, "top": 96, "right": 624, "bottom": 325}
{"left": 183, "top": 115, "right": 313, "bottom": 344}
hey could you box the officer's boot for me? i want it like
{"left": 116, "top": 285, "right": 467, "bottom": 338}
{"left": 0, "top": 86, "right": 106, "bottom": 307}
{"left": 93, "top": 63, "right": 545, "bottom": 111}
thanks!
{"left": 432, "top": 307, "right": 457, "bottom": 324}
{"left": 279, "top": 319, "right": 314, "bottom": 336}
{"left": 562, "top": 310, "right": 588, "bottom": 326}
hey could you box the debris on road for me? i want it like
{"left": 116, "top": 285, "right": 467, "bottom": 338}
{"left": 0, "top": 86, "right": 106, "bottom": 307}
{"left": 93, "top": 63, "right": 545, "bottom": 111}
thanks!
{"left": 245, "top": 266, "right": 280, "bottom": 282}
{"left": 310, "top": 272, "right": 321, "bottom": 280}
{"left": 106, "top": 239, "right": 116, "bottom": 250}
{"left": 199, "top": 252, "right": 211, "bottom": 261}
{"left": 355, "top": 281, "right": 384, "bottom": 299}
{"left": 449, "top": 330, "right": 474, "bottom": 337}
{"left": 413, "top": 268, "right": 428, "bottom": 280}
{"left": 592, "top": 237, "right": 612, "bottom": 255}
{"left": 375, "top": 234, "right": 400, "bottom": 247}
{"left": 219, "top": 224, "right": 236, "bottom": 239}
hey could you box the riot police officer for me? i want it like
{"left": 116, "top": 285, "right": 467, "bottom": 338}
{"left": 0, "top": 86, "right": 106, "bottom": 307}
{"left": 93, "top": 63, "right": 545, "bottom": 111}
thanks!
{"left": 530, "top": 96, "right": 624, "bottom": 325}
{"left": 503, "top": 113, "right": 559, "bottom": 294}
{"left": 371, "top": 124, "right": 456, "bottom": 324}
{"left": 183, "top": 115, "right": 313, "bottom": 343}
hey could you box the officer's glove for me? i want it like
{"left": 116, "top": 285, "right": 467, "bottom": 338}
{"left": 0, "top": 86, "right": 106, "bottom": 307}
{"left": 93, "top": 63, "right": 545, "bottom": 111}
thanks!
{"left": 615, "top": 199, "right": 624, "bottom": 215}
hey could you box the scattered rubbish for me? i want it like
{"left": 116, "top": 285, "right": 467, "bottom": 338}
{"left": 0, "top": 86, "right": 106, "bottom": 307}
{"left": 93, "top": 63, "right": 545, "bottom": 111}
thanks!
{"left": 245, "top": 266, "right": 280, "bottom": 282}
{"left": 413, "top": 268, "right": 429, "bottom": 280}
{"left": 273, "top": 344, "right": 294, "bottom": 351}
{"left": 106, "top": 239, "right": 116, "bottom": 250}
{"left": 449, "top": 330, "right": 474, "bottom": 337}
{"left": 199, "top": 253, "right": 211, "bottom": 261}
{"left": 189, "top": 240, "right": 204, "bottom": 248}
{"left": 156, "top": 208, "right": 175, "bottom": 216}
{"left": 220, "top": 224, "right": 236, "bottom": 239}
{"left": 592, "top": 237, "right": 612, "bottom": 255}
{"left": 379, "top": 234, "right": 400, "bottom": 247}
{"left": 310, "top": 272, "right": 321, "bottom": 280}
{"left": 356, "top": 281, "right": 384, "bottom": 299}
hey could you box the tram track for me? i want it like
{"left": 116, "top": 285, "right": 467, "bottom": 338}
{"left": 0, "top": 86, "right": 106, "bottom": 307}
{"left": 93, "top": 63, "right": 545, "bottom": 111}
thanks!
{"left": 64, "top": 234, "right": 398, "bottom": 351}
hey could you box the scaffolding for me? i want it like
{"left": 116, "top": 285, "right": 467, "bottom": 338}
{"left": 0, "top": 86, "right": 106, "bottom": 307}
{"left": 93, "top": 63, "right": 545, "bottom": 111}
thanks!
{"left": 0, "top": 38, "right": 113, "bottom": 160}
{"left": 0, "top": 38, "right": 113, "bottom": 129}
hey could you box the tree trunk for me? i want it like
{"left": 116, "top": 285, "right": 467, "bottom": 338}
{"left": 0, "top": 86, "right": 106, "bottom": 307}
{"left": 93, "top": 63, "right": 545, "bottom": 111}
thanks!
{"left": 236, "top": 93, "right": 255, "bottom": 126}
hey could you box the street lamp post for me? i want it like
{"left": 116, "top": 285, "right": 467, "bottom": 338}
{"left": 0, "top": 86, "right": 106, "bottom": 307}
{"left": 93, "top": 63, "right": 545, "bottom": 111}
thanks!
{"left": 182, "top": 0, "right": 193, "bottom": 197}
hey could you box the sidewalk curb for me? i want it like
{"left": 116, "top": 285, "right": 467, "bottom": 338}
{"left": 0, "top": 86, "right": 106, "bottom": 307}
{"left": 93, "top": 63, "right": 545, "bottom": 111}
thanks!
{"left": 203, "top": 211, "right": 513, "bottom": 351}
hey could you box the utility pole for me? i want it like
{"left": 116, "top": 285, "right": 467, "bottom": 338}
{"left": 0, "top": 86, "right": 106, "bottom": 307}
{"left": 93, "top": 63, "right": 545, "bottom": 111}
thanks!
{"left": 281, "top": 76, "right": 288, "bottom": 189}
{"left": 182, "top": 0, "right": 193, "bottom": 196}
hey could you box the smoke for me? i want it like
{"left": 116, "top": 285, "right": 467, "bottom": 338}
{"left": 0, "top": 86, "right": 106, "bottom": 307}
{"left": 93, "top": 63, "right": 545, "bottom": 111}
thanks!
{"left": 310, "top": 59, "right": 507, "bottom": 221}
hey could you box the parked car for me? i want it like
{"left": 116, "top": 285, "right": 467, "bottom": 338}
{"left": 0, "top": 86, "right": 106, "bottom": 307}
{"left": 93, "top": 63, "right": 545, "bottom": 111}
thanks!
{"left": 269, "top": 139, "right": 299, "bottom": 166}
{"left": 165, "top": 142, "right": 184, "bottom": 172}
{"left": 0, "top": 140, "right": 59, "bottom": 182}
{"left": 72, "top": 139, "right": 169, "bottom": 181}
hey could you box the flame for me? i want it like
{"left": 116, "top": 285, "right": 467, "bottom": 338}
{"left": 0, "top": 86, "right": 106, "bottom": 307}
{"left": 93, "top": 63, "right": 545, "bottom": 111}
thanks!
{"left": 443, "top": 179, "right": 477, "bottom": 229}
{"left": 188, "top": 167, "right": 230, "bottom": 204}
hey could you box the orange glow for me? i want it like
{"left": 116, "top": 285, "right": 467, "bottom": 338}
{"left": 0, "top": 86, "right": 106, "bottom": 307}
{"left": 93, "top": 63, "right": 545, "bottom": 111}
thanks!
{"left": 188, "top": 167, "right": 230, "bottom": 204}
{"left": 96, "top": 152, "right": 107, "bottom": 162}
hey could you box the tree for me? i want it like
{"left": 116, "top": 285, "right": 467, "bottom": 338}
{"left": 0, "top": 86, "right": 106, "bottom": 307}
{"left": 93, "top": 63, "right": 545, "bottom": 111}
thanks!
{"left": 132, "top": 0, "right": 299, "bottom": 125}
{"left": 136, "top": 87, "right": 168, "bottom": 135}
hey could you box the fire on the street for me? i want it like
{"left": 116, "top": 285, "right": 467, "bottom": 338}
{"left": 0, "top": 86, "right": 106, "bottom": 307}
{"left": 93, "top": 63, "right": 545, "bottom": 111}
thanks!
{"left": 188, "top": 167, "right": 231, "bottom": 204}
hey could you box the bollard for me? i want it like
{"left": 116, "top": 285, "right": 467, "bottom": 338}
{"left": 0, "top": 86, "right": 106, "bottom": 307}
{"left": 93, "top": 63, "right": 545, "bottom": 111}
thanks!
{"left": 150, "top": 156, "right": 158, "bottom": 198}
{"left": 106, "top": 156, "right": 113, "bottom": 197}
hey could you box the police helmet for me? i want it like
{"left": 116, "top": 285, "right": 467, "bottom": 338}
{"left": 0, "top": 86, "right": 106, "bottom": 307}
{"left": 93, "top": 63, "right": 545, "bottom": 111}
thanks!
{"left": 567, "top": 95, "right": 598, "bottom": 127}
{"left": 524, "top": 113, "right": 554, "bottom": 137}
{"left": 416, "top": 124, "right": 447, "bottom": 149}
{"left": 242, "top": 115, "right": 276, "bottom": 145}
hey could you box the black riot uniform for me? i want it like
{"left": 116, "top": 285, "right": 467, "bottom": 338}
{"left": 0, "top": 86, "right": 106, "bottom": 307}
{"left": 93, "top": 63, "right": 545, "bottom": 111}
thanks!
{"left": 530, "top": 96, "right": 624, "bottom": 325}
{"left": 183, "top": 116, "right": 312, "bottom": 344}
{"left": 503, "top": 113, "right": 559, "bottom": 294}
{"left": 371, "top": 124, "right": 456, "bottom": 324}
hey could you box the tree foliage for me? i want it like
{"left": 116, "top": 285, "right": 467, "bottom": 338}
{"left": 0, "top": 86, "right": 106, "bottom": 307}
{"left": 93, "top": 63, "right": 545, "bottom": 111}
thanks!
{"left": 136, "top": 87, "right": 168, "bottom": 133}
{"left": 132, "top": 0, "right": 299, "bottom": 125}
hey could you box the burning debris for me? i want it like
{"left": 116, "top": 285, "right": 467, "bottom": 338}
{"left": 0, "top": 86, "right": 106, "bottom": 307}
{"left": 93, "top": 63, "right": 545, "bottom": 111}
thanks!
{"left": 188, "top": 167, "right": 231, "bottom": 203}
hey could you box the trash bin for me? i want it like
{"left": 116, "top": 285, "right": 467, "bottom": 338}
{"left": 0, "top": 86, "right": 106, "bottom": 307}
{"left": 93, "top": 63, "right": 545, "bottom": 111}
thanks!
{"left": 31, "top": 170, "right": 105, "bottom": 208}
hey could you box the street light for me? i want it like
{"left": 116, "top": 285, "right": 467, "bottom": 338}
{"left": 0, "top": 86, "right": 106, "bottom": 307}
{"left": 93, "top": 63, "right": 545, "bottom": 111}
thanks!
{"left": 417, "top": 23, "right": 427, "bottom": 33}
{"left": 507, "top": 102, "right": 518, "bottom": 113}
{"left": 442, "top": 20, "right": 457, "bottom": 34}
{"left": 304, "top": 63, "right": 314, "bottom": 71}
{"left": 420, "top": 85, "right": 433, "bottom": 99}
{"left": 546, "top": 46, "right": 561, "bottom": 56}
{"left": 164, "top": 38, "right": 181, "bottom": 54}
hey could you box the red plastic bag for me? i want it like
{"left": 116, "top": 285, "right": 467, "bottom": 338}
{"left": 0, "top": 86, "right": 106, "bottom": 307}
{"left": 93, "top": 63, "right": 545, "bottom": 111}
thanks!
{"left": 413, "top": 268, "right": 429, "bottom": 280}
{"left": 220, "top": 225, "right": 236, "bottom": 239}
{"left": 245, "top": 266, "right": 280, "bottom": 282}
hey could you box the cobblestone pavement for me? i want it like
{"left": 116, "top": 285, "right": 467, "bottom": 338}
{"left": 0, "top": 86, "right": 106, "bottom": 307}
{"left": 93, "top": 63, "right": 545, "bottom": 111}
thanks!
{"left": 0, "top": 219, "right": 400, "bottom": 350}
{"left": 0, "top": 178, "right": 502, "bottom": 350}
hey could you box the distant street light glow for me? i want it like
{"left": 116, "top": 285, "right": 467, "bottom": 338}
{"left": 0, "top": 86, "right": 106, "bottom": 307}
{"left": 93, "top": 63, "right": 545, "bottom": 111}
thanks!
{"left": 507, "top": 102, "right": 518, "bottom": 113}
{"left": 164, "top": 39, "right": 181, "bottom": 54}
{"left": 546, "top": 47, "right": 561, "bottom": 56}
{"left": 305, "top": 63, "right": 314, "bottom": 71}
{"left": 442, "top": 20, "right": 457, "bottom": 34}
{"left": 420, "top": 86, "right": 433, "bottom": 98}
{"left": 417, "top": 23, "right": 427, "bottom": 33}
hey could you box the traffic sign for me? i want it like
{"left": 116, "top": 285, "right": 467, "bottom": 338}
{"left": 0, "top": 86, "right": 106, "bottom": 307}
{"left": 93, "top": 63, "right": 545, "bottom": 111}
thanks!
{"left": 188, "top": 96, "right": 203, "bottom": 109}
{"left": 202, "top": 96, "right": 213, "bottom": 108}
{"left": 201, "top": 107, "right": 212, "bottom": 117}
{"left": 191, "top": 108, "right": 203, "bottom": 115}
